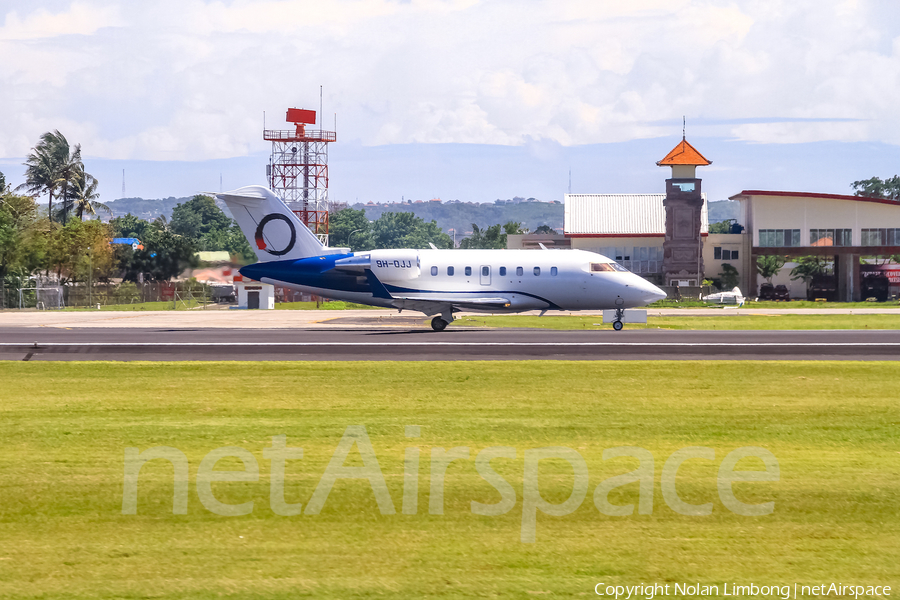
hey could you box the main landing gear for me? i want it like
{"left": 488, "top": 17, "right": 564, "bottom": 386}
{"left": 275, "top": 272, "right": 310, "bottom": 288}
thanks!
{"left": 612, "top": 308, "right": 625, "bottom": 331}
{"left": 431, "top": 316, "right": 449, "bottom": 331}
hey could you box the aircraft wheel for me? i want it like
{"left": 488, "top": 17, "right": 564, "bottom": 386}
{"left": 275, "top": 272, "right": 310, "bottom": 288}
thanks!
{"left": 612, "top": 320, "right": 624, "bottom": 331}
{"left": 431, "top": 316, "right": 449, "bottom": 331}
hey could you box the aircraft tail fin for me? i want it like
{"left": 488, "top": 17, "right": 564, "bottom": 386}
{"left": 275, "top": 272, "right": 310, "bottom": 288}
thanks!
{"left": 216, "top": 185, "right": 335, "bottom": 262}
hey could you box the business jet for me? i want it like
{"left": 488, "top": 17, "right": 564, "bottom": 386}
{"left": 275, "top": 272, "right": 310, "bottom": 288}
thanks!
{"left": 217, "top": 186, "right": 666, "bottom": 331}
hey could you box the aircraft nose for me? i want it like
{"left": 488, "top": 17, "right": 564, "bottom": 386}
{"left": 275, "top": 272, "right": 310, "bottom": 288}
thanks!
{"left": 626, "top": 276, "right": 667, "bottom": 305}
{"left": 644, "top": 281, "right": 667, "bottom": 303}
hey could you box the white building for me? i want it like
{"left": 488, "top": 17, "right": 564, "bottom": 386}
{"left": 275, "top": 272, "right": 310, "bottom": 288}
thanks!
{"left": 730, "top": 190, "right": 900, "bottom": 301}
{"left": 234, "top": 275, "right": 275, "bottom": 309}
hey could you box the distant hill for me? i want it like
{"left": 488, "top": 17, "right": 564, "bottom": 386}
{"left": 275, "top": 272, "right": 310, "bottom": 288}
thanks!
{"left": 105, "top": 194, "right": 738, "bottom": 233}
{"left": 352, "top": 199, "right": 564, "bottom": 235}
{"left": 105, "top": 196, "right": 233, "bottom": 221}
{"left": 708, "top": 200, "right": 740, "bottom": 224}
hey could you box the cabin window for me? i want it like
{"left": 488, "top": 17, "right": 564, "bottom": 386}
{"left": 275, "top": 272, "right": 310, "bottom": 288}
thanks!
{"left": 500, "top": 267, "right": 507, "bottom": 276}
{"left": 516, "top": 267, "right": 524, "bottom": 276}
{"left": 465, "top": 266, "right": 472, "bottom": 276}
{"left": 533, "top": 267, "right": 541, "bottom": 276}
{"left": 431, "top": 266, "right": 438, "bottom": 276}
{"left": 447, "top": 266, "right": 454, "bottom": 276}
{"left": 482, "top": 266, "right": 489, "bottom": 277}
{"left": 590, "top": 262, "right": 614, "bottom": 272}
{"left": 551, "top": 267, "right": 558, "bottom": 276}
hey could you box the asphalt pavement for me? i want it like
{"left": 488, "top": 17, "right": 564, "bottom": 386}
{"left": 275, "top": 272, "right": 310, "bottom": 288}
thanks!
{"left": 1, "top": 322, "right": 898, "bottom": 361}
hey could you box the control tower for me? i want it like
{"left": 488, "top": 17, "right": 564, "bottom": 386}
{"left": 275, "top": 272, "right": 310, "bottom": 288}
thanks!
{"left": 264, "top": 108, "right": 336, "bottom": 244}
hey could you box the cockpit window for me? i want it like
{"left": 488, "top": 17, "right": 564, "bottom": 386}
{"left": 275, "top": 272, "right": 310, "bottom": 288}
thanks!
{"left": 590, "top": 262, "right": 614, "bottom": 272}
{"left": 591, "top": 262, "right": 629, "bottom": 272}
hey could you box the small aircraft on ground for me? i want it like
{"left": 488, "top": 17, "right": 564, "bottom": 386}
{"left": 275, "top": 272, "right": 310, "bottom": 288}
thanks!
{"left": 218, "top": 186, "right": 666, "bottom": 330}
{"left": 702, "top": 286, "right": 745, "bottom": 306}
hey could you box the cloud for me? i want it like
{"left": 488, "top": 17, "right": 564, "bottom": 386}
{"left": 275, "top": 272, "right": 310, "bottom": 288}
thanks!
{"left": 2, "top": 0, "right": 900, "bottom": 163}
{"left": 0, "top": 2, "right": 122, "bottom": 40}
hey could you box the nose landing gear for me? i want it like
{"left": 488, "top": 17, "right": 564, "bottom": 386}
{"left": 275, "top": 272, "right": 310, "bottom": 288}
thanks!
{"left": 612, "top": 307, "right": 625, "bottom": 331}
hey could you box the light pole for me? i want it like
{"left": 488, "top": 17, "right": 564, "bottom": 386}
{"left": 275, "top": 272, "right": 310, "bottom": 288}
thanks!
{"left": 348, "top": 228, "right": 365, "bottom": 250}
{"left": 87, "top": 247, "right": 92, "bottom": 307}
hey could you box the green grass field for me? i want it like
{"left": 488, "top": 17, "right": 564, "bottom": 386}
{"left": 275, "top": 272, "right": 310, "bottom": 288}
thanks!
{"left": 63, "top": 299, "right": 207, "bottom": 311}
{"left": 275, "top": 300, "right": 380, "bottom": 310}
{"left": 452, "top": 314, "right": 900, "bottom": 330}
{"left": 649, "top": 299, "right": 899, "bottom": 309}
{"left": 0, "top": 361, "right": 897, "bottom": 599}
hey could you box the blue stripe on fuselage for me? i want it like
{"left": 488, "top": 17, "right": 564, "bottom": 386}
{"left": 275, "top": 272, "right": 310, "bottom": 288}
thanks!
{"left": 240, "top": 254, "right": 371, "bottom": 294}
{"left": 240, "top": 256, "right": 562, "bottom": 309}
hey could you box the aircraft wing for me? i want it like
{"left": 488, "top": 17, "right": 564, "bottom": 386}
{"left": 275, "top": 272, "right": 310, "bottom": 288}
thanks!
{"left": 393, "top": 295, "right": 511, "bottom": 307}
{"left": 361, "top": 267, "right": 512, "bottom": 313}
{"left": 390, "top": 295, "right": 512, "bottom": 314}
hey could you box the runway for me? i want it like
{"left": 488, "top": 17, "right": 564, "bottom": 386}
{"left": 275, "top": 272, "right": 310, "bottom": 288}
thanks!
{"left": 2, "top": 326, "right": 899, "bottom": 361}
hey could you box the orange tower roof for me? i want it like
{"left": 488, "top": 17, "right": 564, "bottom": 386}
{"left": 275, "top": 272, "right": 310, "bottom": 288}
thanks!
{"left": 656, "top": 138, "right": 711, "bottom": 167}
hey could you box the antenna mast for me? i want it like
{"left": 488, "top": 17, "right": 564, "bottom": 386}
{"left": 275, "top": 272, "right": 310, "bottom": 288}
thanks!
{"left": 264, "top": 106, "right": 337, "bottom": 244}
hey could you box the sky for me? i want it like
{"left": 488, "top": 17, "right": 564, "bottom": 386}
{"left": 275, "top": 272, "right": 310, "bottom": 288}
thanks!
{"left": 2, "top": 0, "right": 900, "bottom": 206}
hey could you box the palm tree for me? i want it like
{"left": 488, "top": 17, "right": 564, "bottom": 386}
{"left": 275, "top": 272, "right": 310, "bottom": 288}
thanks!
{"left": 54, "top": 143, "right": 83, "bottom": 224}
{"left": 60, "top": 167, "right": 108, "bottom": 221}
{"left": 18, "top": 130, "right": 82, "bottom": 224}
{"left": 756, "top": 255, "right": 785, "bottom": 284}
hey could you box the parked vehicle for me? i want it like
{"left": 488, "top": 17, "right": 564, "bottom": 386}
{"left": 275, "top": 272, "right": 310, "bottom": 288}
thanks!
{"left": 861, "top": 275, "right": 890, "bottom": 302}
{"left": 807, "top": 275, "right": 836, "bottom": 302}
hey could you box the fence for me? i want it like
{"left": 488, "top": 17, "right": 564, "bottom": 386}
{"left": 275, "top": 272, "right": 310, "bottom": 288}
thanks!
{"left": 1, "top": 281, "right": 215, "bottom": 310}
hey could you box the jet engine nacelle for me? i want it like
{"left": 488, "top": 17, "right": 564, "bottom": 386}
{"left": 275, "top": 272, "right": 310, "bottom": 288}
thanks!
{"left": 370, "top": 250, "right": 420, "bottom": 281}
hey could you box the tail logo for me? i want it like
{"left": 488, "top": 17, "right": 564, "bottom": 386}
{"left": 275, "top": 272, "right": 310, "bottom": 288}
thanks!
{"left": 254, "top": 214, "right": 296, "bottom": 256}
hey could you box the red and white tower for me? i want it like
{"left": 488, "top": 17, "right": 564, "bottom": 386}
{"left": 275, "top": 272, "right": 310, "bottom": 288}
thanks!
{"left": 265, "top": 108, "right": 336, "bottom": 244}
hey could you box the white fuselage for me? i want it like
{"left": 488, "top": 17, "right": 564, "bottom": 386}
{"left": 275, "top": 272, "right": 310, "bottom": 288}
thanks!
{"left": 251, "top": 248, "right": 666, "bottom": 313}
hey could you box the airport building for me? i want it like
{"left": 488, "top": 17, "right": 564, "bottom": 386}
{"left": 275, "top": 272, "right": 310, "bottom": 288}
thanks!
{"left": 518, "top": 137, "right": 900, "bottom": 301}
{"left": 730, "top": 190, "right": 900, "bottom": 300}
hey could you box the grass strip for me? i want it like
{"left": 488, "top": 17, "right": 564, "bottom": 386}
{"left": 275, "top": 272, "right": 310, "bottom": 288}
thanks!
{"left": 452, "top": 314, "right": 900, "bottom": 330}
{"left": 0, "top": 361, "right": 897, "bottom": 599}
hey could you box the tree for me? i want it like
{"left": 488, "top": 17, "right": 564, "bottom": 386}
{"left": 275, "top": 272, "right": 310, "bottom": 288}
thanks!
{"left": 60, "top": 167, "right": 108, "bottom": 221}
{"left": 169, "top": 194, "right": 254, "bottom": 261}
{"left": 533, "top": 224, "right": 555, "bottom": 234}
{"left": 719, "top": 263, "right": 740, "bottom": 289}
{"left": 0, "top": 192, "right": 46, "bottom": 307}
{"left": 370, "top": 212, "right": 452, "bottom": 249}
{"left": 116, "top": 220, "right": 199, "bottom": 282}
{"left": 18, "top": 130, "right": 84, "bottom": 224}
{"left": 459, "top": 223, "right": 506, "bottom": 249}
{"left": 503, "top": 221, "right": 527, "bottom": 235}
{"left": 46, "top": 219, "right": 115, "bottom": 284}
{"left": 709, "top": 219, "right": 736, "bottom": 234}
{"left": 756, "top": 255, "right": 785, "bottom": 284}
{"left": 110, "top": 214, "right": 151, "bottom": 240}
{"left": 851, "top": 176, "right": 900, "bottom": 200}
{"left": 329, "top": 207, "right": 373, "bottom": 251}
{"left": 790, "top": 256, "right": 829, "bottom": 285}
{"left": 170, "top": 195, "right": 233, "bottom": 241}
{"left": 0, "top": 170, "right": 6, "bottom": 192}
